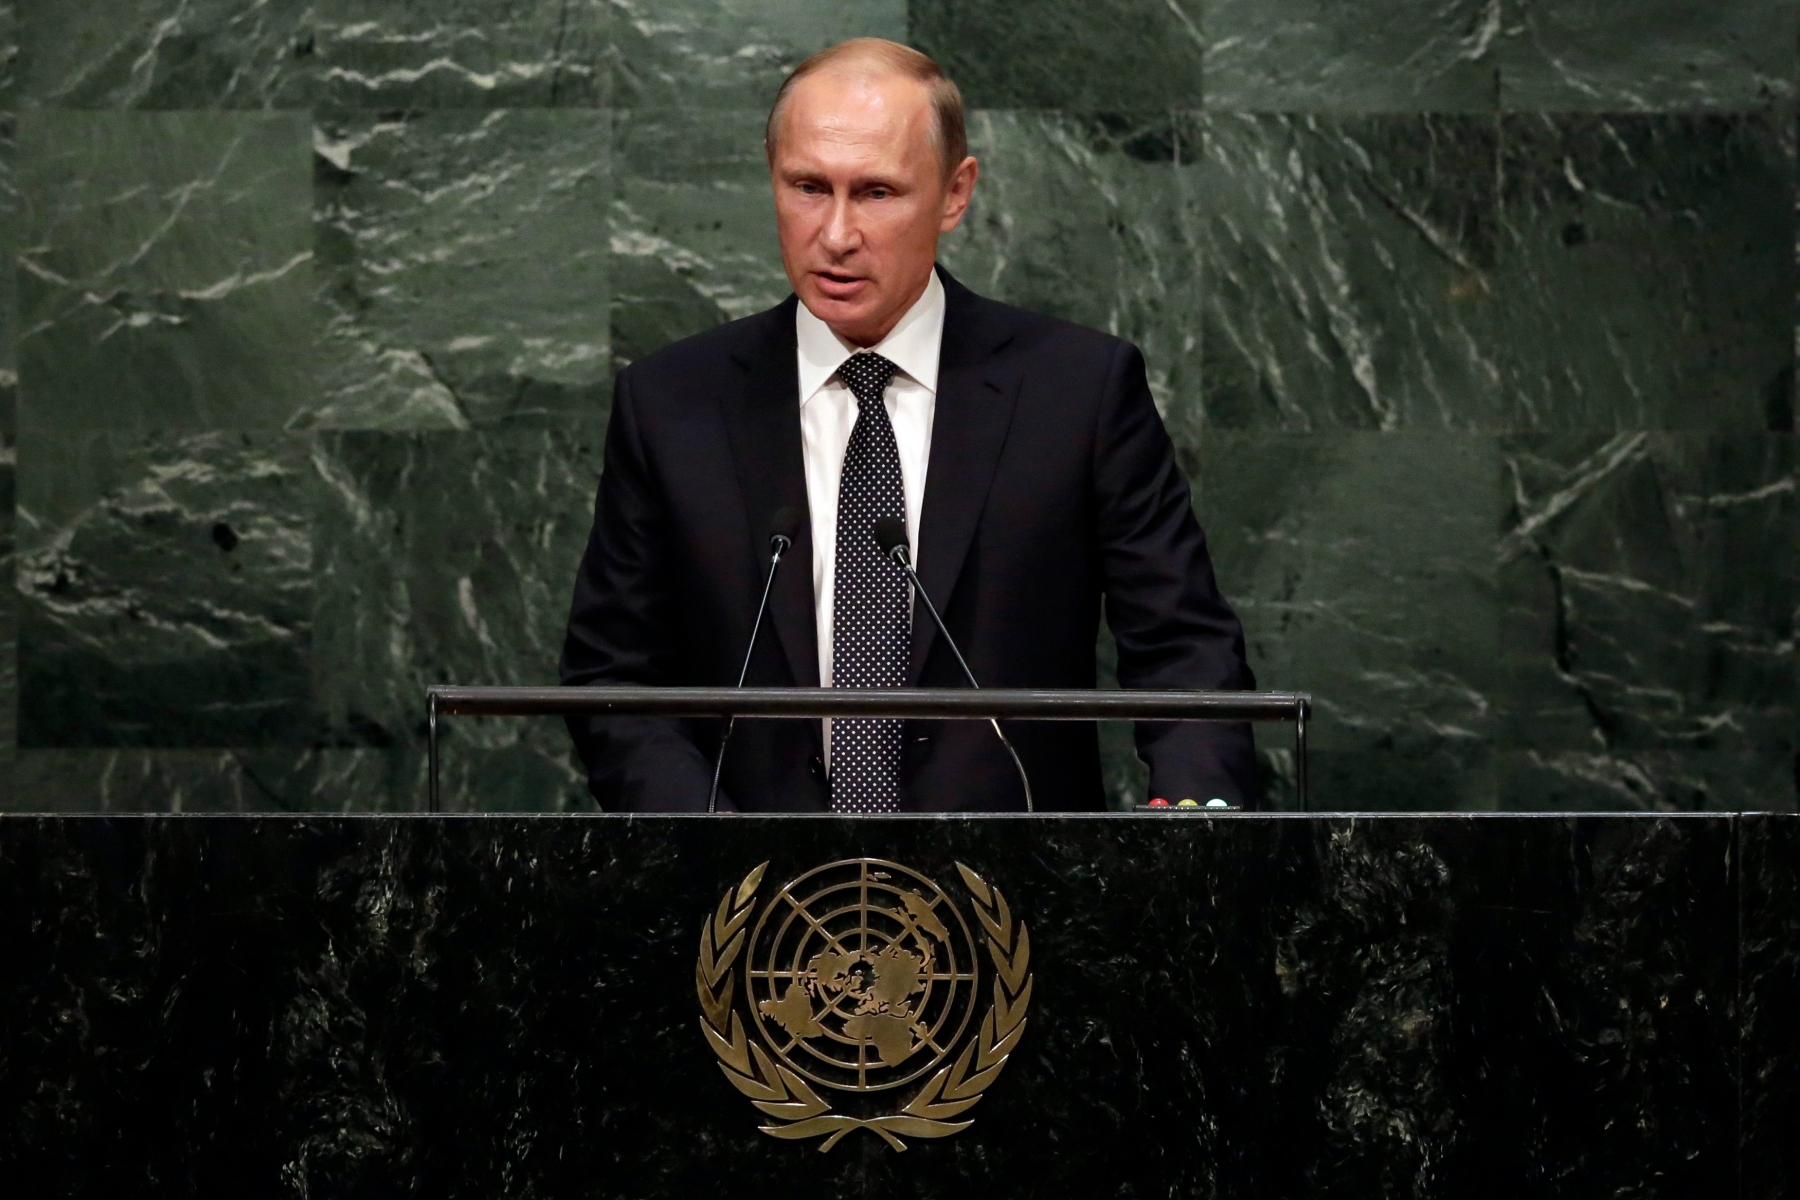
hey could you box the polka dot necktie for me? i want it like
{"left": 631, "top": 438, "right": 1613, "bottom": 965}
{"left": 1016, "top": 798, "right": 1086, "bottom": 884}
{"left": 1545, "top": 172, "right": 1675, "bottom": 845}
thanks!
{"left": 830, "top": 351, "right": 908, "bottom": 813}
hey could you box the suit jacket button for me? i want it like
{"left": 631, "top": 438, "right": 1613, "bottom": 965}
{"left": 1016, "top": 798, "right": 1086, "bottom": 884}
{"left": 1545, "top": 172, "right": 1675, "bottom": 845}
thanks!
{"left": 807, "top": 755, "right": 826, "bottom": 782}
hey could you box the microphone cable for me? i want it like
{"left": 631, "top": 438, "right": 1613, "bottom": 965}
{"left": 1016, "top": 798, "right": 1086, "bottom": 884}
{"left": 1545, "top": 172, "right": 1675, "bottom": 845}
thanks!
{"left": 873, "top": 516, "right": 1035, "bottom": 813}
{"left": 708, "top": 506, "right": 804, "bottom": 813}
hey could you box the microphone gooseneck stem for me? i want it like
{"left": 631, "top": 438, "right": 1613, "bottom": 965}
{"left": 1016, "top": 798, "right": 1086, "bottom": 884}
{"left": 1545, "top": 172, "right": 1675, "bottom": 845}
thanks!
{"left": 888, "top": 548, "right": 1035, "bottom": 814}
{"left": 709, "top": 537, "right": 789, "bottom": 814}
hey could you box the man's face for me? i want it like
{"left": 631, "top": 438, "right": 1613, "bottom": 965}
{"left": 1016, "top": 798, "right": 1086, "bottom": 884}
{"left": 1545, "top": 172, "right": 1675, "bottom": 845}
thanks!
{"left": 770, "top": 68, "right": 977, "bottom": 347}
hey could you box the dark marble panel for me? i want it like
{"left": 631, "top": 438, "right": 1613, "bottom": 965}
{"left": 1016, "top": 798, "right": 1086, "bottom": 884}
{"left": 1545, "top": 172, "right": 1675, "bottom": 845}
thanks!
{"left": 431, "top": 741, "right": 592, "bottom": 813}
{"left": 1498, "top": 433, "right": 1794, "bottom": 757}
{"left": 312, "top": 0, "right": 608, "bottom": 108}
{"left": 310, "top": 108, "right": 611, "bottom": 432}
{"left": 614, "top": 0, "right": 903, "bottom": 108}
{"left": 14, "top": 0, "right": 313, "bottom": 109}
{"left": 1, "top": 113, "right": 16, "bottom": 779}
{"left": 1434, "top": 815, "right": 1737, "bottom": 1198}
{"left": 1203, "top": 0, "right": 1498, "bottom": 112}
{"left": 0, "top": 1, "right": 15, "bottom": 108}
{"left": 942, "top": 112, "right": 1204, "bottom": 419}
{"left": 1, "top": 424, "right": 11, "bottom": 783}
{"left": 1743, "top": 814, "right": 1800, "bottom": 1200}
{"left": 7, "top": 749, "right": 391, "bottom": 812}
{"left": 1500, "top": 0, "right": 1797, "bottom": 111}
{"left": 1271, "top": 744, "right": 1496, "bottom": 812}
{"left": 14, "top": 432, "right": 318, "bottom": 748}
{"left": 309, "top": 430, "right": 597, "bottom": 811}
{"left": 15, "top": 111, "right": 315, "bottom": 436}
{"left": 609, "top": 108, "right": 789, "bottom": 367}
{"left": 1198, "top": 432, "right": 1499, "bottom": 810}
{"left": 0, "top": 814, "right": 1739, "bottom": 1197}
{"left": 1498, "top": 113, "right": 1794, "bottom": 432}
{"left": 0, "top": 111, "right": 14, "bottom": 432}
{"left": 1199, "top": 113, "right": 1502, "bottom": 431}
{"left": 908, "top": 0, "right": 1204, "bottom": 108}
{"left": 7, "top": 745, "right": 586, "bottom": 815}
{"left": 1498, "top": 748, "right": 1795, "bottom": 812}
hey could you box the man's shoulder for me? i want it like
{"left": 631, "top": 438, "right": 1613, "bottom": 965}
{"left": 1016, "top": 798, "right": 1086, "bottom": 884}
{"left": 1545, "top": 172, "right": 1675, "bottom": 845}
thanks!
{"left": 618, "top": 297, "right": 795, "bottom": 388}
{"left": 1007, "top": 305, "right": 1127, "bottom": 362}
{"left": 945, "top": 275, "right": 1130, "bottom": 367}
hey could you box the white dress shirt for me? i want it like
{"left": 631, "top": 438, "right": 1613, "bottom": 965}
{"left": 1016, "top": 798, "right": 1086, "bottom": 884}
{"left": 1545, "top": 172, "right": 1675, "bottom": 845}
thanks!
{"left": 797, "top": 270, "right": 944, "bottom": 763}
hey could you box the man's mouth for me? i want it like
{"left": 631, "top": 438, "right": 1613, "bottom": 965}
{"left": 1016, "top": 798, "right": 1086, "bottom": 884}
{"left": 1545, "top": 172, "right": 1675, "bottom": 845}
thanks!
{"left": 813, "top": 269, "right": 868, "bottom": 298}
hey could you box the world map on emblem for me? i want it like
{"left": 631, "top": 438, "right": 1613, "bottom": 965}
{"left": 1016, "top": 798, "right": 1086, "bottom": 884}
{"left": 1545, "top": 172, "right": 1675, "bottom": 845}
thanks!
{"left": 744, "top": 858, "right": 981, "bottom": 1092}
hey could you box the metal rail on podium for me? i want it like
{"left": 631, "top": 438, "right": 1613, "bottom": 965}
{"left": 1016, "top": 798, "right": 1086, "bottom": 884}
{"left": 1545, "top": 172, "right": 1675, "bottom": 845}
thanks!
{"left": 425, "top": 686, "right": 1313, "bottom": 814}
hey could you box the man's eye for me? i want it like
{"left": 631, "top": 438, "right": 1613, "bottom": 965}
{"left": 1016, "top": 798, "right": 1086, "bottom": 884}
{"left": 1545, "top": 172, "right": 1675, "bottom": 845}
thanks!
{"left": 867, "top": 188, "right": 890, "bottom": 200}
{"left": 798, "top": 182, "right": 822, "bottom": 195}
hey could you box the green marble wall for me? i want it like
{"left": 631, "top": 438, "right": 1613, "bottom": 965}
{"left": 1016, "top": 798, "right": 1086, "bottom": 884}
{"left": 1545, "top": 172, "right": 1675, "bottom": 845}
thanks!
{"left": 1, "top": 0, "right": 1794, "bottom": 813}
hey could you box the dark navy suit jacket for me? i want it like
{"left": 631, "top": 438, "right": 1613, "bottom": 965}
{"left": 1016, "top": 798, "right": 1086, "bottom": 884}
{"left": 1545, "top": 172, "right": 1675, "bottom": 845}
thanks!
{"left": 560, "top": 267, "right": 1257, "bottom": 811}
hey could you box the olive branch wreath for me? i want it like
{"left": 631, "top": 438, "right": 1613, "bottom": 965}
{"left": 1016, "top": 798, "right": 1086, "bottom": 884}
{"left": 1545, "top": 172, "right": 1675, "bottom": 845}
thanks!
{"left": 696, "top": 860, "right": 1032, "bottom": 1152}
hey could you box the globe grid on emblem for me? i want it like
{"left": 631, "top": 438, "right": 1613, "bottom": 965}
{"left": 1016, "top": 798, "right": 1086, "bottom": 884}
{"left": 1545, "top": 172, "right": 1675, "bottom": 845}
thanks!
{"left": 744, "top": 859, "right": 981, "bottom": 1093}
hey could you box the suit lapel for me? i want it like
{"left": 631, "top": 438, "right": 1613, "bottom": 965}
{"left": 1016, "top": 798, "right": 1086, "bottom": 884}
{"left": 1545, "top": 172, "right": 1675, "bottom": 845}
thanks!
{"left": 909, "top": 270, "right": 1021, "bottom": 683}
{"left": 719, "top": 298, "right": 821, "bottom": 690}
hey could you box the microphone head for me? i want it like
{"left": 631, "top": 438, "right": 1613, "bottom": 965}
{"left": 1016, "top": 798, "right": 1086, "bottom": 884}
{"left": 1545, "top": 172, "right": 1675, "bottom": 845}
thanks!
{"left": 769, "top": 505, "right": 804, "bottom": 551}
{"left": 872, "top": 516, "right": 909, "bottom": 562}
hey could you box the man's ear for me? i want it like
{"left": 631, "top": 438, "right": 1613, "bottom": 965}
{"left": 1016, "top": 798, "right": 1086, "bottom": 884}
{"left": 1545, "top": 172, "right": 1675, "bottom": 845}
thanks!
{"left": 939, "top": 156, "right": 979, "bottom": 233}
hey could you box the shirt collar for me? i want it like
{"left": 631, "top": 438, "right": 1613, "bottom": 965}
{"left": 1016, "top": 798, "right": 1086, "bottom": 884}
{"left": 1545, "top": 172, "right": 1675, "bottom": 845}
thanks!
{"left": 796, "top": 268, "right": 945, "bottom": 406}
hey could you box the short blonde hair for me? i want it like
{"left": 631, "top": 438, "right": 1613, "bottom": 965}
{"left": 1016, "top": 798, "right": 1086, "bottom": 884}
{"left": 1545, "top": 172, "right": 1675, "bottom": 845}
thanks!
{"left": 764, "top": 38, "right": 968, "bottom": 179}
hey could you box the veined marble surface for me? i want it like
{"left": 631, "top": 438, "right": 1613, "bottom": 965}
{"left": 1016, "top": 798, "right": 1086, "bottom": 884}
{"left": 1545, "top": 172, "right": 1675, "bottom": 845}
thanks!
{"left": 312, "top": 0, "right": 610, "bottom": 109}
{"left": 609, "top": 107, "right": 789, "bottom": 368}
{"left": 307, "top": 429, "right": 597, "bottom": 811}
{"left": 16, "top": 432, "right": 317, "bottom": 747}
{"left": 1499, "top": 0, "right": 1797, "bottom": 111}
{"left": 1205, "top": 0, "right": 1498, "bottom": 112}
{"left": 1200, "top": 431, "right": 1499, "bottom": 809}
{"left": 614, "top": 0, "right": 904, "bottom": 107}
{"left": 1198, "top": 112, "right": 1501, "bottom": 430}
{"left": 16, "top": 0, "right": 314, "bottom": 109}
{"left": 1497, "top": 432, "right": 1794, "bottom": 808}
{"left": 1, "top": 110, "right": 18, "bottom": 777}
{"left": 15, "top": 111, "right": 316, "bottom": 435}
{"left": 1498, "top": 112, "right": 1794, "bottom": 432}
{"left": 310, "top": 108, "right": 612, "bottom": 431}
{"left": 0, "top": 812, "right": 1774, "bottom": 1196}
{"left": 910, "top": 0, "right": 1203, "bottom": 108}
{"left": 0, "top": 2, "right": 16, "bottom": 109}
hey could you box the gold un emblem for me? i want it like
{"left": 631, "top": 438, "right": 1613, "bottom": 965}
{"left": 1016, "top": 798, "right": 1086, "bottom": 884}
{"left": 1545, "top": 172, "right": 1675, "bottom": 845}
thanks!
{"left": 696, "top": 858, "right": 1033, "bottom": 1151}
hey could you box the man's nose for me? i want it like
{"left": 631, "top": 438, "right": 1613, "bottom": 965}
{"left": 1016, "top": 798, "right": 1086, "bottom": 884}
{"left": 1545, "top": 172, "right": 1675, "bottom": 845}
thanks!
{"left": 820, "top": 194, "right": 860, "bottom": 255}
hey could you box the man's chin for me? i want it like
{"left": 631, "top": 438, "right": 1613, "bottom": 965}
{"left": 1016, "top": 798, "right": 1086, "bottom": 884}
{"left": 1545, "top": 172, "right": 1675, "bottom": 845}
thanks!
{"left": 800, "top": 289, "right": 881, "bottom": 338}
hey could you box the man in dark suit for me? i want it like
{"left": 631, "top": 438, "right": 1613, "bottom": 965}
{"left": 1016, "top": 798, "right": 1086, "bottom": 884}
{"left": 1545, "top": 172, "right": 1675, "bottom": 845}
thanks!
{"left": 561, "top": 38, "right": 1256, "bottom": 812}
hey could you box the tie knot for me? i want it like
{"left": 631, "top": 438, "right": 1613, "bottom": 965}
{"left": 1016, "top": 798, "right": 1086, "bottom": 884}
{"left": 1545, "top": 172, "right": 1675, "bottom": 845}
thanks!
{"left": 839, "top": 351, "right": 900, "bottom": 405}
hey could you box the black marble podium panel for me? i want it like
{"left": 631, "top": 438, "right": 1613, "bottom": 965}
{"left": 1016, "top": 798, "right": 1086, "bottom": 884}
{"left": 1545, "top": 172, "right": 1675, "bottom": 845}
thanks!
{"left": 1743, "top": 813, "right": 1800, "bottom": 1200}
{"left": 0, "top": 813, "right": 1788, "bottom": 1199}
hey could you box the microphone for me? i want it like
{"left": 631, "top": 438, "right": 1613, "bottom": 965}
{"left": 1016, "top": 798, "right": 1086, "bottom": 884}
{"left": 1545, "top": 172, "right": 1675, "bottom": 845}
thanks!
{"left": 872, "top": 516, "right": 1035, "bottom": 813}
{"left": 709, "top": 506, "right": 804, "bottom": 813}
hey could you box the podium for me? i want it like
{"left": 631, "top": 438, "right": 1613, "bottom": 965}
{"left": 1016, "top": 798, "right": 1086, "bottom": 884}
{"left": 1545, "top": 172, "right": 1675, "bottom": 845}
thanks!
{"left": 3, "top": 809, "right": 1796, "bottom": 1198}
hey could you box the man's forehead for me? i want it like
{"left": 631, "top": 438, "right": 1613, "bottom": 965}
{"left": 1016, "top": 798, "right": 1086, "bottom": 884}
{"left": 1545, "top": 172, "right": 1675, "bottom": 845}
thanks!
{"left": 783, "top": 67, "right": 932, "bottom": 135}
